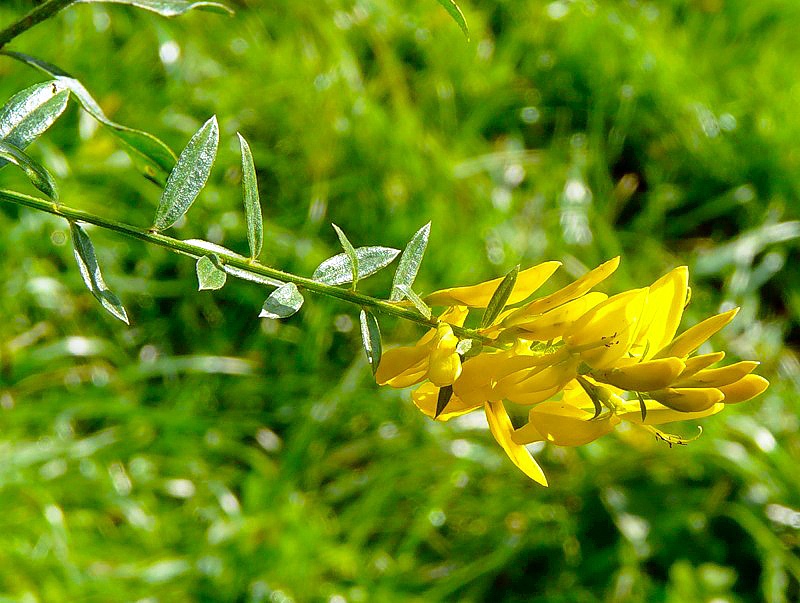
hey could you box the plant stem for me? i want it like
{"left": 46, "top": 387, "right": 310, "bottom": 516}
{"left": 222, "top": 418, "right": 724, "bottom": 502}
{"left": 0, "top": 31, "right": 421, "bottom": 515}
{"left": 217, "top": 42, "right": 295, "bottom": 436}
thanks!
{"left": 0, "top": 0, "right": 76, "bottom": 50}
{"left": 0, "top": 189, "right": 491, "bottom": 342}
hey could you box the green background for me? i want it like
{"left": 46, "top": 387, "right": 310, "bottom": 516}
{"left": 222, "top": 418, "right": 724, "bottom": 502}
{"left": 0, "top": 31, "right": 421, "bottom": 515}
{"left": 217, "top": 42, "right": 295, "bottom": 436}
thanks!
{"left": 0, "top": 0, "right": 798, "bottom": 601}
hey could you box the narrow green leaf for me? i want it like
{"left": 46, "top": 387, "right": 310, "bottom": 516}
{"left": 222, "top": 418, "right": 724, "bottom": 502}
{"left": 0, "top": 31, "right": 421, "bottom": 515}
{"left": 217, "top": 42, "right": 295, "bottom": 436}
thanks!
{"left": 196, "top": 255, "right": 227, "bottom": 290}
{"left": 435, "top": 0, "right": 469, "bottom": 39}
{"left": 222, "top": 265, "right": 283, "bottom": 288}
{"left": 435, "top": 385, "right": 454, "bottom": 419}
{"left": 394, "top": 284, "right": 432, "bottom": 320}
{"left": 237, "top": 133, "right": 263, "bottom": 259}
{"left": 0, "top": 140, "right": 58, "bottom": 200}
{"left": 332, "top": 224, "right": 359, "bottom": 290}
{"left": 480, "top": 264, "right": 519, "bottom": 328}
{"left": 259, "top": 283, "right": 304, "bottom": 319}
{"left": 637, "top": 391, "right": 647, "bottom": 423}
{"left": 312, "top": 246, "right": 400, "bottom": 286}
{"left": 0, "top": 81, "right": 69, "bottom": 169}
{"left": 359, "top": 309, "right": 382, "bottom": 375}
{"left": 390, "top": 221, "right": 431, "bottom": 301}
{"left": 3, "top": 52, "right": 177, "bottom": 176}
{"left": 70, "top": 222, "right": 129, "bottom": 324}
{"left": 74, "top": 0, "right": 234, "bottom": 17}
{"left": 153, "top": 115, "right": 219, "bottom": 231}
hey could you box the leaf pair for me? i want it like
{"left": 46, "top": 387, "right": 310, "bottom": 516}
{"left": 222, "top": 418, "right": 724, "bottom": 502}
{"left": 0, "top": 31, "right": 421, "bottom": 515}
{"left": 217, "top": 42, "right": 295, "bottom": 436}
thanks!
{"left": 0, "top": 80, "right": 68, "bottom": 200}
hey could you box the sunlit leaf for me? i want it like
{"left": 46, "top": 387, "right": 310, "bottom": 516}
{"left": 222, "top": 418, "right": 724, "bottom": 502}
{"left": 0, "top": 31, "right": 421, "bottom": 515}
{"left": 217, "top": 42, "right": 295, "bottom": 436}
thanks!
{"left": 359, "top": 309, "right": 382, "bottom": 375}
{"left": 0, "top": 140, "right": 58, "bottom": 200}
{"left": 480, "top": 265, "right": 519, "bottom": 328}
{"left": 2, "top": 51, "right": 177, "bottom": 176}
{"left": 74, "top": 0, "right": 233, "bottom": 17}
{"left": 196, "top": 255, "right": 227, "bottom": 290}
{"left": 222, "top": 265, "right": 283, "bottom": 288}
{"left": 237, "top": 133, "right": 263, "bottom": 259}
{"left": 70, "top": 222, "right": 129, "bottom": 324}
{"left": 0, "top": 80, "right": 69, "bottom": 169}
{"left": 394, "top": 284, "right": 432, "bottom": 319}
{"left": 259, "top": 282, "right": 304, "bottom": 319}
{"left": 332, "top": 224, "right": 359, "bottom": 289}
{"left": 435, "top": 0, "right": 469, "bottom": 39}
{"left": 312, "top": 246, "right": 400, "bottom": 286}
{"left": 153, "top": 115, "right": 219, "bottom": 231}
{"left": 390, "top": 221, "right": 430, "bottom": 302}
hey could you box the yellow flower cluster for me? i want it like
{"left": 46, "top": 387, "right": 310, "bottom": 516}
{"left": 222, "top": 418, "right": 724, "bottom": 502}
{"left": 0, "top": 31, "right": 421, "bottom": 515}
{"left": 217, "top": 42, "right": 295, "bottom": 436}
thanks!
{"left": 376, "top": 258, "right": 769, "bottom": 486}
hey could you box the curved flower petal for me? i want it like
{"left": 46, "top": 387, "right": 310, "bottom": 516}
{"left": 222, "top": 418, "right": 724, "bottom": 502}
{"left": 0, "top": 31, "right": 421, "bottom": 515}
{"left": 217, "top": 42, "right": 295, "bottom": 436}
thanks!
{"left": 505, "top": 292, "right": 608, "bottom": 340}
{"left": 425, "top": 261, "right": 561, "bottom": 307}
{"left": 675, "top": 361, "right": 760, "bottom": 388}
{"left": 616, "top": 399, "right": 725, "bottom": 425}
{"left": 593, "top": 357, "right": 686, "bottom": 392}
{"left": 680, "top": 352, "right": 726, "bottom": 378}
{"left": 504, "top": 256, "right": 620, "bottom": 322}
{"left": 654, "top": 308, "right": 739, "bottom": 359}
{"left": 565, "top": 288, "right": 649, "bottom": 370}
{"left": 412, "top": 382, "right": 482, "bottom": 420}
{"left": 649, "top": 387, "right": 724, "bottom": 412}
{"left": 375, "top": 345, "right": 429, "bottom": 386}
{"left": 633, "top": 267, "right": 688, "bottom": 358}
{"left": 719, "top": 374, "right": 770, "bottom": 404}
{"left": 427, "top": 323, "right": 462, "bottom": 387}
{"left": 485, "top": 401, "right": 548, "bottom": 486}
{"left": 516, "top": 401, "right": 620, "bottom": 446}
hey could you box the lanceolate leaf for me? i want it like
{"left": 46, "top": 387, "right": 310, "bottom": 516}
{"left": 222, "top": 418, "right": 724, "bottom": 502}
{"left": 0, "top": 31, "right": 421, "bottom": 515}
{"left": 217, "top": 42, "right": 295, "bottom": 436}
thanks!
{"left": 313, "top": 246, "right": 400, "bottom": 286}
{"left": 259, "top": 283, "right": 304, "bottom": 319}
{"left": 332, "top": 224, "right": 359, "bottom": 289}
{"left": 394, "top": 284, "right": 432, "bottom": 320}
{"left": 2, "top": 52, "right": 177, "bottom": 176}
{"left": 196, "top": 255, "right": 227, "bottom": 290}
{"left": 0, "top": 140, "right": 58, "bottom": 201}
{"left": 153, "top": 115, "right": 219, "bottom": 231}
{"left": 70, "top": 222, "right": 129, "bottom": 324}
{"left": 359, "top": 309, "right": 382, "bottom": 375}
{"left": 435, "top": 0, "right": 469, "bottom": 39}
{"left": 0, "top": 81, "right": 69, "bottom": 169}
{"left": 74, "top": 0, "right": 234, "bottom": 17}
{"left": 237, "top": 133, "right": 263, "bottom": 259}
{"left": 390, "top": 221, "right": 431, "bottom": 301}
{"left": 480, "top": 264, "right": 519, "bottom": 328}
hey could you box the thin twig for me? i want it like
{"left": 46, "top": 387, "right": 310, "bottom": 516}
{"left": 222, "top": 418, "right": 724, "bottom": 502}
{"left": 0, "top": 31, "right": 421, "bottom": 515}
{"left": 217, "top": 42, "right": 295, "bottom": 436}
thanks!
{"left": 0, "top": 0, "right": 76, "bottom": 50}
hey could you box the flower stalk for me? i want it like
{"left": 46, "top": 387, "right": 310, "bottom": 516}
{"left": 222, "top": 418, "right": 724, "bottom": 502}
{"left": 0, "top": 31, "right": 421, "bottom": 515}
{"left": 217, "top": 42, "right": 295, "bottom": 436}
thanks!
{"left": 0, "top": 188, "right": 489, "bottom": 340}
{"left": 0, "top": 0, "right": 76, "bottom": 50}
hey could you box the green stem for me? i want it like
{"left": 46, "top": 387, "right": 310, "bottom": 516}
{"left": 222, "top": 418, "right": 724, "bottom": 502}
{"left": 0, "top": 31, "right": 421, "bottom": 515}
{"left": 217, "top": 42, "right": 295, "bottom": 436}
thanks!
{"left": 0, "top": 189, "right": 491, "bottom": 342}
{"left": 0, "top": 0, "right": 77, "bottom": 50}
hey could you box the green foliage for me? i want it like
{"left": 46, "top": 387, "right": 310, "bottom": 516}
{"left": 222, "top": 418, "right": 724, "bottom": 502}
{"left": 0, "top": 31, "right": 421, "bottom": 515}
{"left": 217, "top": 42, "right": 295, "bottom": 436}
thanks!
{"left": 0, "top": 139, "right": 58, "bottom": 200}
{"left": 153, "top": 115, "right": 218, "bottom": 230}
{"left": 237, "top": 132, "right": 263, "bottom": 260}
{"left": 260, "top": 282, "right": 304, "bottom": 319}
{"left": 0, "top": 0, "right": 797, "bottom": 602}
{"left": 195, "top": 254, "right": 226, "bottom": 290}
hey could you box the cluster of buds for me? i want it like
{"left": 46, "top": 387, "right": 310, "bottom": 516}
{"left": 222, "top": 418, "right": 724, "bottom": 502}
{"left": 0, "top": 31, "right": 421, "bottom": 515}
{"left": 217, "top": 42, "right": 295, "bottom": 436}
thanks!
{"left": 376, "top": 258, "right": 769, "bottom": 486}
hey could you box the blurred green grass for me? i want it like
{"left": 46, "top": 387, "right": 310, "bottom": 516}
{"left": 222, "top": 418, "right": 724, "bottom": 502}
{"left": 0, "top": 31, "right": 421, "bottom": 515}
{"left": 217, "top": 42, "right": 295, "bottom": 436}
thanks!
{"left": 0, "top": 0, "right": 798, "bottom": 601}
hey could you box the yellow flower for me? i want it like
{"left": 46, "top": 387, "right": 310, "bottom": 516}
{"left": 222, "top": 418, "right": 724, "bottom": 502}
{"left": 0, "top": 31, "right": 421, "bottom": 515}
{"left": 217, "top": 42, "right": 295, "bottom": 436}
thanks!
{"left": 375, "top": 306, "right": 467, "bottom": 388}
{"left": 485, "top": 400, "right": 548, "bottom": 486}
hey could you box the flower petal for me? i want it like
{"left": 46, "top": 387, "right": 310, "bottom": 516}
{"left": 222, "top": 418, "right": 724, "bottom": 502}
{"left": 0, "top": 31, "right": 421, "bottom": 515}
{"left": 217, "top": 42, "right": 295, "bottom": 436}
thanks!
{"left": 633, "top": 267, "right": 688, "bottom": 358}
{"left": 505, "top": 291, "right": 608, "bottom": 340}
{"left": 375, "top": 345, "right": 429, "bottom": 386}
{"left": 616, "top": 399, "right": 725, "bottom": 425}
{"left": 565, "top": 288, "right": 649, "bottom": 369}
{"left": 412, "top": 382, "right": 482, "bottom": 420}
{"left": 654, "top": 308, "right": 739, "bottom": 359}
{"left": 520, "top": 401, "right": 620, "bottom": 446}
{"left": 506, "top": 256, "right": 620, "bottom": 320}
{"left": 485, "top": 401, "right": 549, "bottom": 486}
{"left": 425, "top": 261, "right": 561, "bottom": 307}
{"left": 675, "top": 361, "right": 760, "bottom": 388}
{"left": 649, "top": 387, "right": 725, "bottom": 412}
{"left": 427, "top": 323, "right": 462, "bottom": 386}
{"left": 680, "top": 352, "right": 726, "bottom": 378}
{"left": 719, "top": 374, "right": 769, "bottom": 404}
{"left": 593, "top": 357, "right": 686, "bottom": 392}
